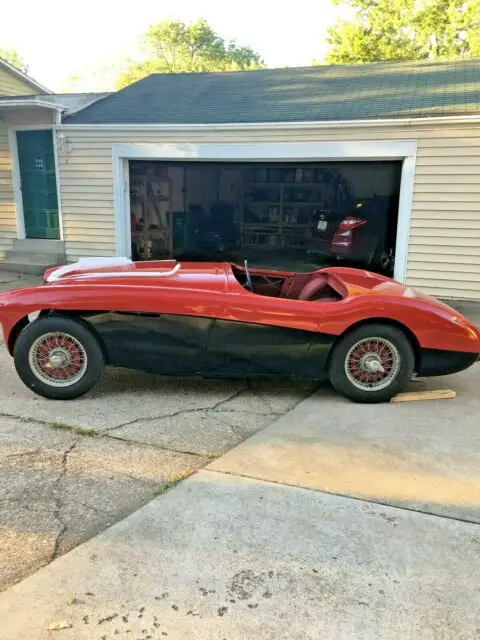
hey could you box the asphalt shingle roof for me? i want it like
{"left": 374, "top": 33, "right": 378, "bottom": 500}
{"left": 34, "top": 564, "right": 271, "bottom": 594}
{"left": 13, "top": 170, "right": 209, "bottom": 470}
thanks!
{"left": 64, "top": 58, "right": 480, "bottom": 125}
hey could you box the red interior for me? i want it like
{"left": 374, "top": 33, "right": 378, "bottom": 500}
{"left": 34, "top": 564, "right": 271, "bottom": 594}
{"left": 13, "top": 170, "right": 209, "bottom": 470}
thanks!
{"left": 232, "top": 265, "right": 345, "bottom": 302}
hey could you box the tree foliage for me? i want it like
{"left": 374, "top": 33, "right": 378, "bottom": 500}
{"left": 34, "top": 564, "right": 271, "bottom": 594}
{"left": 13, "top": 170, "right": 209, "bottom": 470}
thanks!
{"left": 325, "top": 0, "right": 480, "bottom": 64}
{"left": 0, "top": 47, "right": 28, "bottom": 73}
{"left": 63, "top": 63, "right": 119, "bottom": 92}
{"left": 117, "top": 19, "right": 264, "bottom": 88}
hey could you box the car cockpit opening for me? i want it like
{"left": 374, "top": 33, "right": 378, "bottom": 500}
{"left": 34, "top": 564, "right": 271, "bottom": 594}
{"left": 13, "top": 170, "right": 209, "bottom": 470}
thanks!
{"left": 231, "top": 263, "right": 345, "bottom": 301}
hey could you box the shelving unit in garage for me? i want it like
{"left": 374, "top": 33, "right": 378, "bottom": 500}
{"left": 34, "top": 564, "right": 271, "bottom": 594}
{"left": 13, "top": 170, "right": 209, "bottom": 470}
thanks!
{"left": 241, "top": 165, "right": 350, "bottom": 252}
{"left": 130, "top": 163, "right": 173, "bottom": 260}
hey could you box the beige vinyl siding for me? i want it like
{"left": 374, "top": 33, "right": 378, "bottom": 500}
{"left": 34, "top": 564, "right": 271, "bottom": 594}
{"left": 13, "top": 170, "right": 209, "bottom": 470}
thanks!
{"left": 0, "top": 120, "right": 15, "bottom": 259}
{"left": 0, "top": 66, "right": 35, "bottom": 96}
{"left": 3, "top": 107, "right": 55, "bottom": 127}
{"left": 57, "top": 122, "right": 480, "bottom": 300}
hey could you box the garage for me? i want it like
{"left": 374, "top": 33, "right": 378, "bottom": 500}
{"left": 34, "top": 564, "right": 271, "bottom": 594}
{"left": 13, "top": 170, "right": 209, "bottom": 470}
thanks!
{"left": 128, "top": 159, "right": 401, "bottom": 275}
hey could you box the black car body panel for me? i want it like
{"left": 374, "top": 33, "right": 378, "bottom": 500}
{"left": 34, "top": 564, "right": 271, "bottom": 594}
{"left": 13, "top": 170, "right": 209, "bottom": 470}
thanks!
{"left": 85, "top": 311, "right": 335, "bottom": 379}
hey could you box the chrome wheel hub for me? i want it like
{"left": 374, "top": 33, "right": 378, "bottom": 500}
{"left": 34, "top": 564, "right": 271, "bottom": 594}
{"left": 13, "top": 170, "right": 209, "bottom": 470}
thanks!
{"left": 48, "top": 348, "right": 72, "bottom": 369}
{"left": 361, "top": 354, "right": 385, "bottom": 374}
{"left": 345, "top": 337, "right": 401, "bottom": 391}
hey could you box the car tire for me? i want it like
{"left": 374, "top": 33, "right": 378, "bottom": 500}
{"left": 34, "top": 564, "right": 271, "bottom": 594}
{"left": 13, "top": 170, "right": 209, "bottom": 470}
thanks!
{"left": 329, "top": 323, "right": 415, "bottom": 403}
{"left": 373, "top": 246, "right": 394, "bottom": 273}
{"left": 13, "top": 315, "right": 104, "bottom": 400}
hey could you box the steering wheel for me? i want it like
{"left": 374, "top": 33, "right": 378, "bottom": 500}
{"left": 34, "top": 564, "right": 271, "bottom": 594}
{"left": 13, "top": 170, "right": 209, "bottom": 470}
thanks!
{"left": 244, "top": 259, "right": 253, "bottom": 292}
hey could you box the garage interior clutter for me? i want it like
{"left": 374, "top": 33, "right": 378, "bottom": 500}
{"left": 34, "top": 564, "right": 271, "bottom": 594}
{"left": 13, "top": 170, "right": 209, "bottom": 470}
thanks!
{"left": 129, "top": 160, "right": 401, "bottom": 275}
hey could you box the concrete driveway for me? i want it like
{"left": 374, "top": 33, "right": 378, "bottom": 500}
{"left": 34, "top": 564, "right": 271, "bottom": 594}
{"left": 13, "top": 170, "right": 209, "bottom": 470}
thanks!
{"left": 0, "top": 364, "right": 479, "bottom": 639}
{"left": 211, "top": 366, "right": 480, "bottom": 523}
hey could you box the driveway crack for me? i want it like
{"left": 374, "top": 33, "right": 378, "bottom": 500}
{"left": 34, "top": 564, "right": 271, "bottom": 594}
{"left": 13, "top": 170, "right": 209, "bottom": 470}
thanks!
{"left": 210, "top": 386, "right": 249, "bottom": 412}
{"left": 103, "top": 432, "right": 214, "bottom": 459}
{"left": 244, "top": 380, "right": 276, "bottom": 413}
{"left": 74, "top": 500, "right": 110, "bottom": 517}
{"left": 104, "top": 408, "right": 205, "bottom": 433}
{"left": 51, "top": 440, "right": 77, "bottom": 561}
{"left": 105, "top": 387, "right": 250, "bottom": 433}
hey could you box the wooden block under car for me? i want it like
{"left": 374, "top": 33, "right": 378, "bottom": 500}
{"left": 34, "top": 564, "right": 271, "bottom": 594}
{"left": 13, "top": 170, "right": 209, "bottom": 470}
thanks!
{"left": 390, "top": 389, "right": 457, "bottom": 403}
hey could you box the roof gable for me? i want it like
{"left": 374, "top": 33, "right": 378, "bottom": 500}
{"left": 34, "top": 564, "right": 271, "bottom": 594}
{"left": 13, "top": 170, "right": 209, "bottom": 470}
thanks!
{"left": 0, "top": 58, "right": 51, "bottom": 95}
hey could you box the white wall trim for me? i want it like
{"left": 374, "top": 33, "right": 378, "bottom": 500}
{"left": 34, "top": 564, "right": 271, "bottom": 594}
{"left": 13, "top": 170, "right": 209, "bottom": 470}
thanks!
{"left": 112, "top": 140, "right": 418, "bottom": 283}
{"left": 51, "top": 128, "right": 64, "bottom": 241}
{"left": 0, "top": 99, "right": 68, "bottom": 111}
{"left": 6, "top": 124, "right": 56, "bottom": 131}
{"left": 59, "top": 114, "right": 480, "bottom": 132}
{"left": 7, "top": 126, "right": 62, "bottom": 240}
{"left": 113, "top": 140, "right": 416, "bottom": 162}
{"left": 394, "top": 155, "right": 416, "bottom": 283}
{"left": 7, "top": 127, "right": 25, "bottom": 239}
{"left": 113, "top": 155, "right": 130, "bottom": 256}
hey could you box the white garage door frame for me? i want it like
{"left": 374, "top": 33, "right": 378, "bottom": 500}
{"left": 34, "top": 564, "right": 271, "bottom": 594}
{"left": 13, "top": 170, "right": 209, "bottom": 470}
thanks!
{"left": 112, "top": 140, "right": 417, "bottom": 283}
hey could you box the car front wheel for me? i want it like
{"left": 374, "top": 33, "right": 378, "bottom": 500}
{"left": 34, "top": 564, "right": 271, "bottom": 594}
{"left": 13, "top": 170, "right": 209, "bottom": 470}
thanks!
{"left": 13, "top": 315, "right": 104, "bottom": 400}
{"left": 329, "top": 323, "right": 415, "bottom": 403}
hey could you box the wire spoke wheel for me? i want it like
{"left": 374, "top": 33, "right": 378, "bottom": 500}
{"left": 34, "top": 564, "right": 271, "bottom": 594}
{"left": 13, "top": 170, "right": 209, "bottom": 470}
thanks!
{"left": 28, "top": 331, "right": 88, "bottom": 388}
{"left": 345, "top": 336, "right": 401, "bottom": 392}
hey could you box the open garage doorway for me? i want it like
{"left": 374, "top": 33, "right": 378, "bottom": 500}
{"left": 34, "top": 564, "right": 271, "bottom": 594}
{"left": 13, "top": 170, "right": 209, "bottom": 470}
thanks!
{"left": 128, "top": 160, "right": 401, "bottom": 276}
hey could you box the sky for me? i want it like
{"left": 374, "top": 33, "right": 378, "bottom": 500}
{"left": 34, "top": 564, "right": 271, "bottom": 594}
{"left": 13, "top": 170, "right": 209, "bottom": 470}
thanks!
{"left": 0, "top": 0, "right": 347, "bottom": 92}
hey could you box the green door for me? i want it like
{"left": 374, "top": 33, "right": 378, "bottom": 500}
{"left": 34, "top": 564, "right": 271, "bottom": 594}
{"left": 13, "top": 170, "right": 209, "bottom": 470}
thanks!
{"left": 17, "top": 130, "right": 60, "bottom": 239}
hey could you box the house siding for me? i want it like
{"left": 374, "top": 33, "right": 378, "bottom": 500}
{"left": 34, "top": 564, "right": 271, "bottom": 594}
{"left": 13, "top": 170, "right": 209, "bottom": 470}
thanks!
{"left": 56, "top": 122, "right": 480, "bottom": 300}
{"left": 0, "top": 66, "right": 35, "bottom": 96}
{"left": 0, "top": 120, "right": 15, "bottom": 259}
{"left": 3, "top": 107, "right": 55, "bottom": 127}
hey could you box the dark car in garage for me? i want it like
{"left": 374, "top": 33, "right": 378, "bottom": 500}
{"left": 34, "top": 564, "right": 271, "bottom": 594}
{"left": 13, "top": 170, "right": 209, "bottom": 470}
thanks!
{"left": 307, "top": 195, "right": 399, "bottom": 274}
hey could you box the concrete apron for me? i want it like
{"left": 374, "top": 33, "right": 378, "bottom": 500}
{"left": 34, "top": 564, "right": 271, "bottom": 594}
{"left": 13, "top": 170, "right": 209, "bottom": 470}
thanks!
{"left": 211, "top": 366, "right": 480, "bottom": 524}
{"left": 0, "top": 471, "right": 479, "bottom": 640}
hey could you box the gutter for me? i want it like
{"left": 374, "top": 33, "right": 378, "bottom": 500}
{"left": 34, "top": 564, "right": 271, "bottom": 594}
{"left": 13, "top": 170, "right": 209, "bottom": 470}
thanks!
{"left": 0, "top": 98, "right": 71, "bottom": 111}
{"left": 56, "top": 114, "right": 480, "bottom": 131}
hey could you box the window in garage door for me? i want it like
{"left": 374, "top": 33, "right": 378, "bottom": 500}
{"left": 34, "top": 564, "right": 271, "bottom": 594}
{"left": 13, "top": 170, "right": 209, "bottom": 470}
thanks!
{"left": 129, "top": 160, "right": 401, "bottom": 276}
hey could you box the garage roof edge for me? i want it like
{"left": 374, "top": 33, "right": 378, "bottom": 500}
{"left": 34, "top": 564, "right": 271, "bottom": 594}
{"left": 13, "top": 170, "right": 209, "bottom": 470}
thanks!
{"left": 56, "top": 113, "right": 480, "bottom": 130}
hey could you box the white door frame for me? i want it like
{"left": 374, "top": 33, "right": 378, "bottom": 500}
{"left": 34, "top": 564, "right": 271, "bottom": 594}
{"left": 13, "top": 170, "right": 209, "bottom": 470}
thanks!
{"left": 112, "top": 140, "right": 417, "bottom": 283}
{"left": 7, "top": 125, "right": 63, "bottom": 241}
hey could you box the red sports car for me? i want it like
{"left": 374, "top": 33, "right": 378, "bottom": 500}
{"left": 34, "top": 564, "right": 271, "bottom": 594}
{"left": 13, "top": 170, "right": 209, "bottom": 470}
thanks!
{"left": 0, "top": 258, "right": 479, "bottom": 403}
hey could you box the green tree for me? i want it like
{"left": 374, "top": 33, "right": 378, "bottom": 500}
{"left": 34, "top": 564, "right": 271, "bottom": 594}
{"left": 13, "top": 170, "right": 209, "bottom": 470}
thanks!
{"left": 63, "top": 63, "right": 120, "bottom": 92}
{"left": 117, "top": 19, "right": 264, "bottom": 88}
{"left": 0, "top": 47, "right": 28, "bottom": 73}
{"left": 325, "top": 0, "right": 480, "bottom": 64}
{"left": 414, "top": 0, "right": 480, "bottom": 58}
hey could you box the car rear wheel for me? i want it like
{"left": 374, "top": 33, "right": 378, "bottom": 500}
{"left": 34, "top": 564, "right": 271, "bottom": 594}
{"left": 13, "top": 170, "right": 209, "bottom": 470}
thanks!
{"left": 13, "top": 316, "right": 104, "bottom": 400}
{"left": 329, "top": 324, "right": 414, "bottom": 403}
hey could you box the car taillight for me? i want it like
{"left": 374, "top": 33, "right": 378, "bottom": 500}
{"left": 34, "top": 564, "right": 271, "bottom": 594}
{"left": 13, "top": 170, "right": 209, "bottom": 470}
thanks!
{"left": 338, "top": 216, "right": 367, "bottom": 231}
